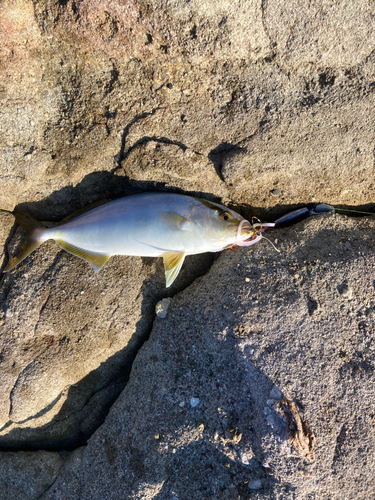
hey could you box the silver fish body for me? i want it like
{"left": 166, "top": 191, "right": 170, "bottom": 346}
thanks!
{"left": 6, "top": 192, "right": 254, "bottom": 287}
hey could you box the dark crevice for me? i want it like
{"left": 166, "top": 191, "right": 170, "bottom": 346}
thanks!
{"left": 114, "top": 109, "right": 161, "bottom": 167}
{"left": 318, "top": 72, "right": 335, "bottom": 88}
{"left": 190, "top": 24, "right": 197, "bottom": 39}
{"left": 307, "top": 297, "right": 319, "bottom": 316}
{"left": 208, "top": 142, "right": 245, "bottom": 181}
{"left": 125, "top": 135, "right": 188, "bottom": 159}
{"left": 0, "top": 215, "right": 18, "bottom": 301}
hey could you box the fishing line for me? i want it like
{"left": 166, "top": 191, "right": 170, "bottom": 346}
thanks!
{"left": 260, "top": 234, "right": 281, "bottom": 253}
{"left": 332, "top": 207, "right": 375, "bottom": 216}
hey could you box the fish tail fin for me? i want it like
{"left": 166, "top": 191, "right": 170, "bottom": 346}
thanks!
{"left": 4, "top": 210, "right": 46, "bottom": 272}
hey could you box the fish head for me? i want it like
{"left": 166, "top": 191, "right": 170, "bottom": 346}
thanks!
{"left": 193, "top": 199, "right": 256, "bottom": 248}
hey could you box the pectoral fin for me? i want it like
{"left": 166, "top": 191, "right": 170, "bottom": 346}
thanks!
{"left": 56, "top": 239, "right": 110, "bottom": 273}
{"left": 163, "top": 251, "right": 186, "bottom": 287}
{"left": 159, "top": 212, "right": 191, "bottom": 230}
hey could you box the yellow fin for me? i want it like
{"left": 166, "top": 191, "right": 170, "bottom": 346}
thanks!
{"left": 56, "top": 239, "right": 110, "bottom": 273}
{"left": 158, "top": 212, "right": 191, "bottom": 230}
{"left": 163, "top": 251, "right": 186, "bottom": 288}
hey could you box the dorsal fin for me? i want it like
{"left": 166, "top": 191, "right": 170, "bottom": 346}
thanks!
{"left": 58, "top": 188, "right": 141, "bottom": 225}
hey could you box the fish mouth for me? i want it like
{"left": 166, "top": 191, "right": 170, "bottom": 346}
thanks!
{"left": 239, "top": 220, "right": 254, "bottom": 237}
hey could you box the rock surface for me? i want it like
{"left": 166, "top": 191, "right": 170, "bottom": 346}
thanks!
{"left": 37, "top": 214, "right": 375, "bottom": 499}
{"left": 1, "top": 0, "right": 375, "bottom": 498}
{"left": 0, "top": 224, "right": 212, "bottom": 448}
{"left": 0, "top": 450, "right": 66, "bottom": 500}
{"left": 1, "top": 0, "right": 375, "bottom": 216}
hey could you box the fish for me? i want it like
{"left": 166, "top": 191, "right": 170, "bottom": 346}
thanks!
{"left": 5, "top": 192, "right": 271, "bottom": 287}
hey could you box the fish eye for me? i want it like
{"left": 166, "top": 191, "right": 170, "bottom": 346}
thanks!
{"left": 220, "top": 211, "right": 232, "bottom": 221}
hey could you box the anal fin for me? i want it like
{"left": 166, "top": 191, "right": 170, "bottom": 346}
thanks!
{"left": 163, "top": 251, "right": 186, "bottom": 288}
{"left": 56, "top": 239, "right": 110, "bottom": 273}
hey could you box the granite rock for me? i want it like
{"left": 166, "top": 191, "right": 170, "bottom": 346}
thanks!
{"left": 39, "top": 215, "right": 375, "bottom": 499}
{"left": 0, "top": 450, "right": 65, "bottom": 500}
{"left": 1, "top": 0, "right": 375, "bottom": 498}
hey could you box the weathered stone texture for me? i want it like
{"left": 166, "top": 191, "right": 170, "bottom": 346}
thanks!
{"left": 1, "top": 0, "right": 375, "bottom": 498}
{"left": 40, "top": 215, "right": 375, "bottom": 499}
{"left": 0, "top": 450, "right": 65, "bottom": 500}
{"left": 0, "top": 226, "right": 212, "bottom": 448}
{"left": 1, "top": 0, "right": 375, "bottom": 214}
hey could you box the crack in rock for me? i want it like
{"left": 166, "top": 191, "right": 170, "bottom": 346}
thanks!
{"left": 0, "top": 231, "right": 216, "bottom": 451}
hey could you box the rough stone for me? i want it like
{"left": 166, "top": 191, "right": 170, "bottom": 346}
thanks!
{"left": 0, "top": 450, "right": 66, "bottom": 500}
{"left": 1, "top": 0, "right": 375, "bottom": 218}
{"left": 39, "top": 215, "right": 375, "bottom": 499}
{"left": 0, "top": 211, "right": 15, "bottom": 269}
{"left": 1, "top": 0, "right": 375, "bottom": 497}
{"left": 0, "top": 224, "right": 213, "bottom": 448}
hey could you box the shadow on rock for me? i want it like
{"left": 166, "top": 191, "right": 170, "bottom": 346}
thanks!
{"left": 68, "top": 323, "right": 285, "bottom": 499}
{"left": 208, "top": 142, "right": 245, "bottom": 182}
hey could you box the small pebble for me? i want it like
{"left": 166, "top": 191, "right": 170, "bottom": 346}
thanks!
{"left": 240, "top": 451, "right": 250, "bottom": 465}
{"left": 155, "top": 298, "right": 172, "bottom": 318}
{"left": 337, "top": 282, "right": 353, "bottom": 300}
{"left": 245, "top": 277, "right": 250, "bottom": 282}
{"left": 190, "top": 397, "right": 200, "bottom": 408}
{"left": 249, "top": 479, "right": 262, "bottom": 490}
{"left": 179, "top": 401, "right": 185, "bottom": 407}
{"left": 269, "top": 385, "right": 282, "bottom": 400}
{"left": 271, "top": 189, "right": 280, "bottom": 195}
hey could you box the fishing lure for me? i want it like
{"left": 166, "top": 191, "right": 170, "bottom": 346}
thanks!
{"left": 5, "top": 193, "right": 273, "bottom": 287}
